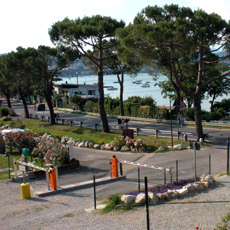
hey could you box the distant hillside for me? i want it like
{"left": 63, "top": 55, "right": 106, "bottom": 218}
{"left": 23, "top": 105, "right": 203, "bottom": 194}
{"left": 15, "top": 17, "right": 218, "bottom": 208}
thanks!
{"left": 60, "top": 59, "right": 92, "bottom": 77}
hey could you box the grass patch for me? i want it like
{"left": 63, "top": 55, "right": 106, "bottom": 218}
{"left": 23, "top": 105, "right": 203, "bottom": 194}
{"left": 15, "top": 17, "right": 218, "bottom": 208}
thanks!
{"left": 58, "top": 213, "right": 75, "bottom": 218}
{"left": 101, "top": 193, "right": 134, "bottom": 214}
{"left": 0, "top": 153, "right": 22, "bottom": 182}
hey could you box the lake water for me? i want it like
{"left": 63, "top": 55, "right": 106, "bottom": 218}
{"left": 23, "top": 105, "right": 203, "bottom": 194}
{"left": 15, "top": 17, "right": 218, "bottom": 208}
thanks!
{"left": 60, "top": 73, "right": 219, "bottom": 111}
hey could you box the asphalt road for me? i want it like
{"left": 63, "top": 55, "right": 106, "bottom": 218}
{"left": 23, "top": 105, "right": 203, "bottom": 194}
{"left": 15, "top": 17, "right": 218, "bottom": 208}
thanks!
{"left": 3, "top": 99, "right": 230, "bottom": 198}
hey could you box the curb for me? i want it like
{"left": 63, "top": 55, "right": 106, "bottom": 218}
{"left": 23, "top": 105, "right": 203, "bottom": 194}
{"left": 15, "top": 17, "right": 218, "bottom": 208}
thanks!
{"left": 35, "top": 175, "right": 126, "bottom": 197}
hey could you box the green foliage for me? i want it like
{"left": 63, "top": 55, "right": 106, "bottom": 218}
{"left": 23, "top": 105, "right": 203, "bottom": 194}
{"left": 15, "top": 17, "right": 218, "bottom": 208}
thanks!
{"left": 85, "top": 100, "right": 98, "bottom": 113}
{"left": 70, "top": 95, "right": 82, "bottom": 109}
{"left": 216, "top": 212, "right": 230, "bottom": 229}
{"left": 210, "top": 108, "right": 227, "bottom": 121}
{"left": 127, "top": 96, "right": 155, "bottom": 106}
{"left": 212, "top": 99, "right": 230, "bottom": 113}
{"left": 0, "top": 108, "right": 9, "bottom": 117}
{"left": 184, "top": 108, "right": 195, "bottom": 121}
{"left": 101, "top": 193, "right": 123, "bottom": 214}
{"left": 8, "top": 120, "right": 26, "bottom": 129}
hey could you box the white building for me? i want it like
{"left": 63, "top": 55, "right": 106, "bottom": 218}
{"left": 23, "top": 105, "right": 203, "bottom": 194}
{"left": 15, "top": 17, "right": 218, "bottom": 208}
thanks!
{"left": 53, "top": 82, "right": 99, "bottom": 98}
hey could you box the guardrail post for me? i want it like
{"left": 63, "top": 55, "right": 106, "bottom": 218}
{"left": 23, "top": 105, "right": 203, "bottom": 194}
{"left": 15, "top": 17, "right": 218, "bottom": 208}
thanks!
{"left": 95, "top": 123, "right": 98, "bottom": 131}
{"left": 62, "top": 119, "right": 65, "bottom": 125}
{"left": 70, "top": 120, "right": 73, "bottom": 127}
{"left": 136, "top": 128, "right": 140, "bottom": 136}
{"left": 184, "top": 134, "right": 187, "bottom": 141}
{"left": 80, "top": 121, "right": 83, "bottom": 128}
{"left": 35, "top": 115, "right": 38, "bottom": 119}
{"left": 155, "top": 130, "right": 158, "bottom": 138}
{"left": 177, "top": 131, "right": 180, "bottom": 140}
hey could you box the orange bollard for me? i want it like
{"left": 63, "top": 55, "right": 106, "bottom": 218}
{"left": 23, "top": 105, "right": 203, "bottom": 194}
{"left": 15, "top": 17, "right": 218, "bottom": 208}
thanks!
{"left": 111, "top": 155, "right": 118, "bottom": 178}
{"left": 49, "top": 167, "right": 57, "bottom": 190}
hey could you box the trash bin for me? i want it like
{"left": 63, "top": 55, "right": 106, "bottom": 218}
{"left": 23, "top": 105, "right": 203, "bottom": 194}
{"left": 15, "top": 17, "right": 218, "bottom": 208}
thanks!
{"left": 22, "top": 148, "right": 30, "bottom": 157}
{"left": 121, "top": 129, "right": 134, "bottom": 139}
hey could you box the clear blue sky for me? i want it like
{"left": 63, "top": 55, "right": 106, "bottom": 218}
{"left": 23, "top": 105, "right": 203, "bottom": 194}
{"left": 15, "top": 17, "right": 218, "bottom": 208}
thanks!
{"left": 1, "top": 0, "right": 230, "bottom": 54}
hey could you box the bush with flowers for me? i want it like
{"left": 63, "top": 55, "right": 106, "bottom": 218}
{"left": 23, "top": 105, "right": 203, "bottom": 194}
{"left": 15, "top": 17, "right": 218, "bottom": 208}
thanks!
{"left": 31, "top": 134, "right": 69, "bottom": 166}
{"left": 110, "top": 136, "right": 146, "bottom": 151}
{"left": 4, "top": 131, "right": 38, "bottom": 152}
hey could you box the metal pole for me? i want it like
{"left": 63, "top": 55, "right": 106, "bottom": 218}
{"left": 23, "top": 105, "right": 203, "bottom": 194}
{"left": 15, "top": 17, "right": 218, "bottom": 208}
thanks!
{"left": 169, "top": 167, "right": 172, "bottom": 182}
{"left": 176, "top": 160, "right": 178, "bottom": 182}
{"left": 144, "top": 177, "right": 150, "bottom": 230}
{"left": 93, "top": 175, "right": 96, "bottom": 209}
{"left": 119, "top": 163, "right": 123, "bottom": 176}
{"left": 181, "top": 123, "right": 183, "bottom": 148}
{"left": 138, "top": 167, "right": 140, "bottom": 192}
{"left": 170, "top": 98, "right": 173, "bottom": 148}
{"left": 194, "top": 142, "right": 197, "bottom": 179}
{"left": 209, "top": 155, "right": 211, "bottom": 175}
{"left": 164, "top": 168, "right": 166, "bottom": 184}
{"left": 8, "top": 154, "right": 10, "bottom": 179}
{"left": 227, "top": 137, "right": 229, "bottom": 174}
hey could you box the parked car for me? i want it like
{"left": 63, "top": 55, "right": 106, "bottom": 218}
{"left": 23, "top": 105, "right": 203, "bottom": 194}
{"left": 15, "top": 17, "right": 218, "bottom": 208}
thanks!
{"left": 34, "top": 103, "right": 45, "bottom": 111}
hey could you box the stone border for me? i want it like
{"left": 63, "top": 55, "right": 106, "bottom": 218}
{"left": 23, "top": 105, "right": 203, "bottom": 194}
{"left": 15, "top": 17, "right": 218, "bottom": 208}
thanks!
{"left": 121, "top": 175, "right": 216, "bottom": 204}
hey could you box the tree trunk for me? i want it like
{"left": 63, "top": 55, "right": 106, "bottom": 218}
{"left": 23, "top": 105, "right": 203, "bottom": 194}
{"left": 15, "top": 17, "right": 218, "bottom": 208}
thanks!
{"left": 21, "top": 96, "right": 30, "bottom": 118}
{"left": 98, "top": 71, "right": 110, "bottom": 132}
{"left": 1, "top": 88, "right": 12, "bottom": 108}
{"left": 45, "top": 92, "right": 56, "bottom": 125}
{"left": 18, "top": 86, "right": 29, "bottom": 118}
{"left": 193, "top": 95, "right": 203, "bottom": 141}
{"left": 119, "top": 73, "right": 124, "bottom": 116}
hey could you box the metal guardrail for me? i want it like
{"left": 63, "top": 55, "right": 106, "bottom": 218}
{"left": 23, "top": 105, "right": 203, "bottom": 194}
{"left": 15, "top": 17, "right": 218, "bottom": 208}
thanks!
{"left": 29, "top": 113, "right": 196, "bottom": 140}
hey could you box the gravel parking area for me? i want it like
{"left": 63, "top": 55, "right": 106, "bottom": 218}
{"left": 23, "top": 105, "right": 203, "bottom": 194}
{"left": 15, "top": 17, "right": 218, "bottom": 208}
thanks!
{"left": 1, "top": 178, "right": 230, "bottom": 230}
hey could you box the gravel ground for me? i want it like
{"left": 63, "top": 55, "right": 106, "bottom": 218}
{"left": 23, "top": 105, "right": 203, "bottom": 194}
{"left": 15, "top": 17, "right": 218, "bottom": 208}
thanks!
{"left": 1, "top": 178, "right": 230, "bottom": 230}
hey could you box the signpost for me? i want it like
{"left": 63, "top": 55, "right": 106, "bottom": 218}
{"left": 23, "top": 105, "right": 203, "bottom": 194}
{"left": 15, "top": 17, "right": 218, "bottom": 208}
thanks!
{"left": 179, "top": 115, "right": 184, "bottom": 147}
{"left": 190, "top": 141, "right": 200, "bottom": 179}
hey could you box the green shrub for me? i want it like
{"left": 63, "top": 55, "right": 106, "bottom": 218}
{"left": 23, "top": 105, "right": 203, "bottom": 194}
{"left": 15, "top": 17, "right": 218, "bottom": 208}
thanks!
{"left": 0, "top": 108, "right": 9, "bottom": 117}
{"left": 9, "top": 120, "right": 26, "bottom": 129}
{"left": 184, "top": 108, "right": 195, "bottom": 121}
{"left": 102, "top": 193, "right": 122, "bottom": 214}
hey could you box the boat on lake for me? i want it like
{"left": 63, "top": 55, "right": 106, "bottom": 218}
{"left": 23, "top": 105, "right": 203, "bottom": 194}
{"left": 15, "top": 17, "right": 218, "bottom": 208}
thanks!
{"left": 132, "top": 79, "right": 142, "bottom": 84}
{"left": 107, "top": 86, "right": 118, "bottom": 91}
{"left": 141, "top": 83, "right": 150, "bottom": 87}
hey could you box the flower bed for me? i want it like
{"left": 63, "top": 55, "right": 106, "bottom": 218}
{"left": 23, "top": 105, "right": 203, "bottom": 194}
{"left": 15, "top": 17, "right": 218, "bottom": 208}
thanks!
{"left": 121, "top": 174, "right": 217, "bottom": 205}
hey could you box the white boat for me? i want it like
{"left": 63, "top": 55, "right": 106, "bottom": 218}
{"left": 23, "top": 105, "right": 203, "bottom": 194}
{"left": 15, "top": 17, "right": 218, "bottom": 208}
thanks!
{"left": 132, "top": 79, "right": 142, "bottom": 84}
{"left": 107, "top": 86, "right": 118, "bottom": 91}
{"left": 141, "top": 83, "right": 150, "bottom": 87}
